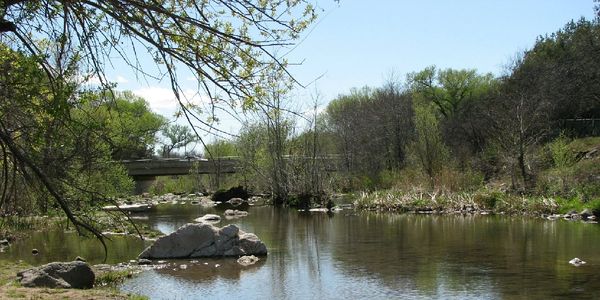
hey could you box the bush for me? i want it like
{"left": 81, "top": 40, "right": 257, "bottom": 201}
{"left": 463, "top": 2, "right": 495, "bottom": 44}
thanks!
{"left": 473, "top": 191, "right": 500, "bottom": 209}
{"left": 548, "top": 133, "right": 576, "bottom": 168}
{"left": 589, "top": 199, "right": 600, "bottom": 218}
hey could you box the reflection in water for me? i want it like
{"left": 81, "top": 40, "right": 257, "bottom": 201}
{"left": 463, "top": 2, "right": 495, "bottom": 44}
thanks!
{"left": 0, "top": 228, "right": 149, "bottom": 265}
{"left": 3, "top": 204, "right": 600, "bottom": 299}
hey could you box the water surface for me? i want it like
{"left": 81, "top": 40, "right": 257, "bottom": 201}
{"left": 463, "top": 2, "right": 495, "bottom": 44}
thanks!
{"left": 3, "top": 204, "right": 600, "bottom": 299}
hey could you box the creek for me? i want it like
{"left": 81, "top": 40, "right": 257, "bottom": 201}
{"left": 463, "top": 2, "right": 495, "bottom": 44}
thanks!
{"left": 2, "top": 203, "right": 600, "bottom": 299}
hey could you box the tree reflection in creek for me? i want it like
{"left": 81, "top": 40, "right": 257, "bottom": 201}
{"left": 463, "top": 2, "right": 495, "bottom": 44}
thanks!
{"left": 4, "top": 204, "right": 600, "bottom": 299}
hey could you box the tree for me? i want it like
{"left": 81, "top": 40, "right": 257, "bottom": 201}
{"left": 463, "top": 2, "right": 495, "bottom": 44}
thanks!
{"left": 408, "top": 66, "right": 495, "bottom": 119}
{"left": 161, "top": 124, "right": 197, "bottom": 158}
{"left": 0, "top": 47, "right": 133, "bottom": 239}
{"left": 1, "top": 0, "right": 316, "bottom": 113}
{"left": 482, "top": 54, "right": 553, "bottom": 190}
{"left": 0, "top": 0, "right": 317, "bottom": 244}
{"left": 411, "top": 104, "right": 449, "bottom": 189}
{"left": 324, "top": 83, "right": 414, "bottom": 188}
{"left": 513, "top": 18, "right": 600, "bottom": 126}
{"left": 83, "top": 91, "right": 166, "bottom": 160}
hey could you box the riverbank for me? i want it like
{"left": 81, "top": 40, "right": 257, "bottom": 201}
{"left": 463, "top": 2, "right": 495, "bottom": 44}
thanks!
{"left": 352, "top": 187, "right": 599, "bottom": 222}
{"left": 0, "top": 261, "right": 147, "bottom": 300}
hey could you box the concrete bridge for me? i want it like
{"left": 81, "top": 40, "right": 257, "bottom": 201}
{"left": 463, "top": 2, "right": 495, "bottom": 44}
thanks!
{"left": 121, "top": 155, "right": 343, "bottom": 194}
{"left": 121, "top": 157, "right": 239, "bottom": 194}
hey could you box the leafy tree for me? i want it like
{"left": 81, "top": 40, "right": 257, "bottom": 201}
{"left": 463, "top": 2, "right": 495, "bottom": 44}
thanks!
{"left": 161, "top": 124, "right": 197, "bottom": 158}
{"left": 82, "top": 91, "right": 166, "bottom": 160}
{"left": 512, "top": 18, "right": 600, "bottom": 126}
{"left": 1, "top": 0, "right": 316, "bottom": 112}
{"left": 0, "top": 47, "right": 133, "bottom": 239}
{"left": 0, "top": 0, "right": 317, "bottom": 240}
{"left": 408, "top": 66, "right": 495, "bottom": 119}
{"left": 410, "top": 104, "right": 449, "bottom": 188}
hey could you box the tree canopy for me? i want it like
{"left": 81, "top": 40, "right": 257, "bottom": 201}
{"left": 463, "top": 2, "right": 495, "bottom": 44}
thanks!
{"left": 1, "top": 0, "right": 316, "bottom": 109}
{"left": 0, "top": 0, "right": 318, "bottom": 246}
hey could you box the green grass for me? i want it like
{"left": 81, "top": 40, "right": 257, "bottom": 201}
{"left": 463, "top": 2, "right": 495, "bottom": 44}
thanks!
{"left": 95, "top": 270, "right": 134, "bottom": 287}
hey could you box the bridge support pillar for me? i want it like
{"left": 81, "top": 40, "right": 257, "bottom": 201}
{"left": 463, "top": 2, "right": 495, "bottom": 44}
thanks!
{"left": 133, "top": 175, "right": 156, "bottom": 195}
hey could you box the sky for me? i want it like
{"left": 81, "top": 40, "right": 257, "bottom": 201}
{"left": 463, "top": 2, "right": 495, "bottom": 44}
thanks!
{"left": 103, "top": 1, "right": 598, "bottom": 141}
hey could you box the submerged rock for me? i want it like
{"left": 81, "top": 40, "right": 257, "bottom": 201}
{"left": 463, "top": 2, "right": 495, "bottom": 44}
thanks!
{"left": 138, "top": 223, "right": 267, "bottom": 259}
{"left": 224, "top": 209, "right": 248, "bottom": 217}
{"left": 17, "top": 261, "right": 95, "bottom": 289}
{"left": 237, "top": 255, "right": 260, "bottom": 266}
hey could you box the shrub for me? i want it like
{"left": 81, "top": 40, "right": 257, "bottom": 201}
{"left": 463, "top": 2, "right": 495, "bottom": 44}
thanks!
{"left": 588, "top": 199, "right": 600, "bottom": 218}
{"left": 548, "top": 133, "right": 576, "bottom": 168}
{"left": 473, "top": 191, "right": 500, "bottom": 209}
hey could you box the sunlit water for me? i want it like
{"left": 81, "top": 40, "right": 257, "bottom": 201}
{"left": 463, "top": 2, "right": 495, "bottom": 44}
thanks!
{"left": 3, "top": 203, "right": 600, "bottom": 299}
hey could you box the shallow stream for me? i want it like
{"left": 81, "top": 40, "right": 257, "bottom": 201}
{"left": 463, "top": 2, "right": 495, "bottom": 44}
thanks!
{"left": 2, "top": 203, "right": 600, "bottom": 299}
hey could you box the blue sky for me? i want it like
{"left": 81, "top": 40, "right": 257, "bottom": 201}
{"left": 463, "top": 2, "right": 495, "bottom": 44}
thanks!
{"left": 285, "top": 0, "right": 597, "bottom": 101}
{"left": 105, "top": 1, "right": 597, "bottom": 138}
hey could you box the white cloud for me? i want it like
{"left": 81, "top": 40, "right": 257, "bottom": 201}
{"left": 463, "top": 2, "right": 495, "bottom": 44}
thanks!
{"left": 132, "top": 86, "right": 209, "bottom": 118}
{"left": 115, "top": 75, "right": 129, "bottom": 84}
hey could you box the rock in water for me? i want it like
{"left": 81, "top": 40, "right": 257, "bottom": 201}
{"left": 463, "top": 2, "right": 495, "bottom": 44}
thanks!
{"left": 569, "top": 258, "right": 586, "bottom": 267}
{"left": 237, "top": 255, "right": 260, "bottom": 266}
{"left": 138, "top": 223, "right": 267, "bottom": 259}
{"left": 17, "top": 261, "right": 95, "bottom": 289}
{"left": 194, "top": 214, "right": 221, "bottom": 224}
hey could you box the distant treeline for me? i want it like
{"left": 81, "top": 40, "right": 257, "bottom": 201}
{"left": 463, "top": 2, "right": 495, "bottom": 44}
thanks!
{"left": 205, "top": 17, "right": 600, "bottom": 204}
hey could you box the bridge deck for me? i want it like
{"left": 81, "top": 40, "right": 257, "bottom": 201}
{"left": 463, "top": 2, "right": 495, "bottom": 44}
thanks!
{"left": 122, "top": 158, "right": 239, "bottom": 177}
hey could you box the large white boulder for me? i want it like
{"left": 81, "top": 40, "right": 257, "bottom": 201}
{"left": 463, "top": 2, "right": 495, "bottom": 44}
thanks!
{"left": 138, "top": 223, "right": 267, "bottom": 259}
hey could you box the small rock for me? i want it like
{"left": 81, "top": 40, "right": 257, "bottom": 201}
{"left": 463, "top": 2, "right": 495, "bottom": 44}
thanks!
{"left": 179, "top": 264, "right": 188, "bottom": 270}
{"left": 157, "top": 260, "right": 167, "bottom": 264}
{"left": 237, "top": 255, "right": 260, "bottom": 266}
{"left": 203, "top": 262, "right": 208, "bottom": 265}
{"left": 308, "top": 208, "right": 329, "bottom": 213}
{"left": 0, "top": 239, "right": 9, "bottom": 246}
{"left": 74, "top": 256, "right": 86, "bottom": 262}
{"left": 569, "top": 258, "right": 586, "bottom": 267}
{"left": 215, "top": 264, "right": 220, "bottom": 268}
{"left": 224, "top": 209, "right": 249, "bottom": 217}
{"left": 32, "top": 249, "right": 39, "bottom": 255}
{"left": 227, "top": 198, "right": 244, "bottom": 206}
{"left": 581, "top": 209, "right": 593, "bottom": 219}
{"left": 138, "top": 259, "right": 152, "bottom": 265}
{"left": 194, "top": 214, "right": 221, "bottom": 223}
